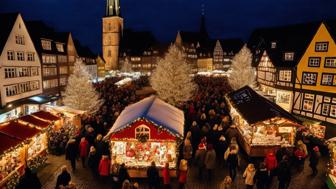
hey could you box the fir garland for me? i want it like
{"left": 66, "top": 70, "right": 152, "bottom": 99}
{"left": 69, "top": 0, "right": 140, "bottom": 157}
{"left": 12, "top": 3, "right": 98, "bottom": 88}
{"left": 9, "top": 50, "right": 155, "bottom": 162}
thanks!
{"left": 27, "top": 153, "right": 48, "bottom": 171}
{"left": 5, "top": 171, "right": 20, "bottom": 189}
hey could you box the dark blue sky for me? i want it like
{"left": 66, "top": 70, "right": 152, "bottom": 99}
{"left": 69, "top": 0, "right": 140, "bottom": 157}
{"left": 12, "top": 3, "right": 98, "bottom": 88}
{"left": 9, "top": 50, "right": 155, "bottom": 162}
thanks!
{"left": 1, "top": 0, "right": 336, "bottom": 54}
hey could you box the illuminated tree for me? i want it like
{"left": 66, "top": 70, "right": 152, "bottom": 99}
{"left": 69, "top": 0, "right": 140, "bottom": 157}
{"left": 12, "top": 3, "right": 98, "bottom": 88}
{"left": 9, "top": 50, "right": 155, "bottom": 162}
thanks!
{"left": 63, "top": 61, "right": 103, "bottom": 113}
{"left": 229, "top": 45, "right": 256, "bottom": 90}
{"left": 150, "top": 44, "right": 197, "bottom": 106}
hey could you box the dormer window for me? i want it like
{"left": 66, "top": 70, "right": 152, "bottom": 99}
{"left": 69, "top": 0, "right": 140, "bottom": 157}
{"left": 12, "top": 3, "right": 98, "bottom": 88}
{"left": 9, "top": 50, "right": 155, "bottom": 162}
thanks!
{"left": 271, "top": 42, "right": 276, "bottom": 49}
{"left": 41, "top": 40, "right": 52, "bottom": 50}
{"left": 135, "top": 125, "right": 150, "bottom": 142}
{"left": 56, "top": 43, "right": 64, "bottom": 52}
{"left": 284, "top": 52, "right": 294, "bottom": 61}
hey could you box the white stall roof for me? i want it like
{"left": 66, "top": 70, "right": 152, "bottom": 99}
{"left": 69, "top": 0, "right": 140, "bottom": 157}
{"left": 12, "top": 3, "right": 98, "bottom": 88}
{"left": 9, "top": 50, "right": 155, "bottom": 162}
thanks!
{"left": 106, "top": 96, "right": 184, "bottom": 137}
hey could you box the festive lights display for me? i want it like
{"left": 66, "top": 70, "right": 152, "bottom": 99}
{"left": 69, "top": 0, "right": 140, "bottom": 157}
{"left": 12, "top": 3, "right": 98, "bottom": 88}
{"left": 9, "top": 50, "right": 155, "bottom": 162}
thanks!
{"left": 5, "top": 170, "right": 20, "bottom": 189}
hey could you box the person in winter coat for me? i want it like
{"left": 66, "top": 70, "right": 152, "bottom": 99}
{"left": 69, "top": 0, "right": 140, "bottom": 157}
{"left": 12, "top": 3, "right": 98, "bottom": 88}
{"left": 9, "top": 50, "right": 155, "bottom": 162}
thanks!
{"left": 221, "top": 176, "right": 235, "bottom": 189}
{"left": 294, "top": 146, "right": 306, "bottom": 171}
{"left": 118, "top": 163, "right": 130, "bottom": 188}
{"left": 309, "top": 146, "right": 321, "bottom": 176}
{"left": 65, "top": 139, "right": 78, "bottom": 171}
{"left": 162, "top": 162, "right": 171, "bottom": 189}
{"left": 147, "top": 161, "right": 160, "bottom": 189}
{"left": 88, "top": 146, "right": 99, "bottom": 177}
{"left": 224, "top": 138, "right": 239, "bottom": 160}
{"left": 16, "top": 167, "right": 41, "bottom": 189}
{"left": 205, "top": 144, "right": 216, "bottom": 181}
{"left": 226, "top": 145, "right": 239, "bottom": 181}
{"left": 79, "top": 137, "right": 89, "bottom": 168}
{"left": 276, "top": 146, "right": 289, "bottom": 163}
{"left": 297, "top": 140, "right": 308, "bottom": 156}
{"left": 277, "top": 156, "right": 291, "bottom": 189}
{"left": 98, "top": 155, "right": 110, "bottom": 180}
{"left": 190, "top": 121, "right": 201, "bottom": 153}
{"left": 94, "top": 134, "right": 104, "bottom": 159}
{"left": 55, "top": 166, "right": 71, "bottom": 189}
{"left": 243, "top": 164, "right": 256, "bottom": 189}
{"left": 255, "top": 162, "right": 268, "bottom": 189}
{"left": 194, "top": 142, "right": 207, "bottom": 179}
{"left": 183, "top": 139, "right": 193, "bottom": 164}
{"left": 264, "top": 151, "right": 277, "bottom": 180}
{"left": 225, "top": 125, "right": 239, "bottom": 143}
{"left": 217, "top": 135, "right": 227, "bottom": 167}
{"left": 178, "top": 159, "right": 188, "bottom": 189}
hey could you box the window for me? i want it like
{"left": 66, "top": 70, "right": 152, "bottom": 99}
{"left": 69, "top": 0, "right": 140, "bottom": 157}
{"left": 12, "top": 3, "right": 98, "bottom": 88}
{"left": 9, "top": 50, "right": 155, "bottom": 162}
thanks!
{"left": 58, "top": 55, "right": 67, "bottom": 63}
{"left": 131, "top": 57, "right": 141, "bottom": 61}
{"left": 302, "top": 72, "right": 317, "bottom": 85}
{"left": 321, "top": 74, "right": 334, "bottom": 86}
{"left": 5, "top": 85, "right": 18, "bottom": 96}
{"left": 41, "top": 40, "right": 52, "bottom": 50}
{"left": 279, "top": 70, "right": 292, "bottom": 82}
{"left": 17, "top": 51, "right": 24, "bottom": 61}
{"left": 43, "top": 66, "right": 57, "bottom": 76}
{"left": 303, "top": 99, "right": 313, "bottom": 112}
{"left": 31, "top": 67, "right": 39, "bottom": 76}
{"left": 322, "top": 104, "right": 330, "bottom": 116}
{"left": 27, "top": 52, "right": 35, "bottom": 61}
{"left": 56, "top": 43, "right": 64, "bottom": 52}
{"left": 43, "top": 79, "right": 58, "bottom": 89}
{"left": 60, "top": 77, "right": 67, "bottom": 86}
{"left": 5, "top": 81, "right": 39, "bottom": 96}
{"left": 325, "top": 57, "right": 336, "bottom": 68}
{"left": 59, "top": 66, "right": 68, "bottom": 74}
{"left": 135, "top": 125, "right": 150, "bottom": 141}
{"left": 17, "top": 67, "right": 30, "bottom": 77}
{"left": 284, "top": 52, "right": 294, "bottom": 61}
{"left": 271, "top": 42, "right": 276, "bottom": 49}
{"left": 315, "top": 42, "right": 328, "bottom": 52}
{"left": 308, "top": 57, "right": 321, "bottom": 67}
{"left": 4, "top": 68, "right": 16, "bottom": 78}
{"left": 42, "top": 55, "right": 57, "bottom": 64}
{"left": 331, "top": 105, "right": 336, "bottom": 118}
{"left": 15, "top": 35, "right": 25, "bottom": 45}
{"left": 7, "top": 51, "right": 15, "bottom": 60}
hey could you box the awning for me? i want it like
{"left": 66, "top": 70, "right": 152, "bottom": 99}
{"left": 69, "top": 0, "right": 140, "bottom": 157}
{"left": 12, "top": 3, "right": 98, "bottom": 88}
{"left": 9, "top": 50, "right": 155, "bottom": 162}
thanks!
{"left": 32, "top": 111, "right": 60, "bottom": 122}
{"left": 0, "top": 121, "right": 41, "bottom": 141}
{"left": 19, "top": 115, "right": 51, "bottom": 129}
{"left": 0, "top": 132, "right": 23, "bottom": 154}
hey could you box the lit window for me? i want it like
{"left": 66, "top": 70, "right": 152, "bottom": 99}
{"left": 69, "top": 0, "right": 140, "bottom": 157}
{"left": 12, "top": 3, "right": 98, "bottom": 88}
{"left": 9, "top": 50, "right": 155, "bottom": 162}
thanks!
{"left": 279, "top": 70, "right": 291, "bottom": 82}
{"left": 308, "top": 57, "right": 321, "bottom": 67}
{"left": 284, "top": 52, "right": 294, "bottom": 61}
{"left": 271, "top": 42, "right": 276, "bottom": 49}
{"left": 15, "top": 35, "right": 25, "bottom": 45}
{"left": 303, "top": 99, "right": 313, "bottom": 112}
{"left": 321, "top": 74, "right": 334, "bottom": 86}
{"left": 302, "top": 72, "right": 317, "bottom": 85}
{"left": 4, "top": 68, "right": 16, "bottom": 78}
{"left": 135, "top": 125, "right": 150, "bottom": 141}
{"left": 322, "top": 104, "right": 330, "bottom": 116}
{"left": 56, "top": 43, "right": 64, "bottom": 52}
{"left": 331, "top": 105, "right": 336, "bottom": 118}
{"left": 41, "top": 40, "right": 52, "bottom": 50}
{"left": 27, "top": 52, "right": 35, "bottom": 61}
{"left": 315, "top": 42, "right": 328, "bottom": 52}
{"left": 325, "top": 57, "right": 336, "bottom": 68}
{"left": 7, "top": 51, "right": 15, "bottom": 60}
{"left": 17, "top": 52, "right": 24, "bottom": 61}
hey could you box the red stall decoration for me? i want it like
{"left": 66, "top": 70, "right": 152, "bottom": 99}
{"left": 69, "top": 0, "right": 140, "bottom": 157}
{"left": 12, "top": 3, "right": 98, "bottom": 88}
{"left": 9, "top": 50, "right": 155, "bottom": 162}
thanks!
{"left": 105, "top": 96, "right": 184, "bottom": 171}
{"left": 18, "top": 115, "right": 51, "bottom": 130}
{"left": 32, "top": 111, "right": 60, "bottom": 122}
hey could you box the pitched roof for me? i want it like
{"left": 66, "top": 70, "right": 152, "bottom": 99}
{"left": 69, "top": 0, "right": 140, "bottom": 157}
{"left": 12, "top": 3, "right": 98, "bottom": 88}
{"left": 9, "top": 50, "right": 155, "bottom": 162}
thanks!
{"left": 107, "top": 95, "right": 184, "bottom": 137}
{"left": 0, "top": 13, "right": 18, "bottom": 54}
{"left": 0, "top": 132, "right": 23, "bottom": 154}
{"left": 227, "top": 86, "right": 299, "bottom": 124}
{"left": 218, "top": 38, "right": 244, "bottom": 54}
{"left": 248, "top": 22, "right": 321, "bottom": 67}
{"left": 120, "top": 29, "right": 158, "bottom": 56}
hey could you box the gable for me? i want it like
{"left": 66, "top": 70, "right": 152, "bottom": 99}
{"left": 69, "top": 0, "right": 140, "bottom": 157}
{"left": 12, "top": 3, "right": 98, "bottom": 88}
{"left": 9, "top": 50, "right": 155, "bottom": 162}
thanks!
{"left": 257, "top": 51, "right": 275, "bottom": 68}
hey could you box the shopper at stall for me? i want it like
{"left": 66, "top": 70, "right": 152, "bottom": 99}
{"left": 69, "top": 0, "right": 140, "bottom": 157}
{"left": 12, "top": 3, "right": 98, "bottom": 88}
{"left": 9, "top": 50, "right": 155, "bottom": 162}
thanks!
{"left": 98, "top": 155, "right": 110, "bottom": 182}
{"left": 216, "top": 135, "right": 227, "bottom": 167}
{"left": 162, "top": 162, "right": 171, "bottom": 189}
{"left": 277, "top": 156, "right": 291, "bottom": 189}
{"left": 65, "top": 139, "right": 78, "bottom": 172}
{"left": 79, "top": 137, "right": 89, "bottom": 168}
{"left": 243, "top": 163, "right": 256, "bottom": 189}
{"left": 183, "top": 139, "right": 193, "bottom": 165}
{"left": 88, "top": 146, "right": 99, "bottom": 177}
{"left": 205, "top": 144, "right": 216, "bottom": 181}
{"left": 178, "top": 159, "right": 188, "bottom": 189}
{"left": 147, "top": 161, "right": 160, "bottom": 189}
{"left": 294, "top": 145, "right": 307, "bottom": 171}
{"left": 255, "top": 162, "right": 268, "bottom": 189}
{"left": 226, "top": 145, "right": 239, "bottom": 181}
{"left": 118, "top": 163, "right": 130, "bottom": 189}
{"left": 225, "top": 124, "right": 239, "bottom": 143}
{"left": 309, "top": 146, "right": 321, "bottom": 176}
{"left": 55, "top": 166, "right": 71, "bottom": 189}
{"left": 16, "top": 167, "right": 41, "bottom": 189}
{"left": 264, "top": 151, "right": 277, "bottom": 184}
{"left": 194, "top": 142, "right": 207, "bottom": 179}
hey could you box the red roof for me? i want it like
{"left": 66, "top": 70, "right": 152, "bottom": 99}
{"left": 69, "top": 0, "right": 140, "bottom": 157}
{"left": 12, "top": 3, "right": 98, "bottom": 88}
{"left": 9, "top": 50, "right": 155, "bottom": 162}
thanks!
{"left": 0, "top": 132, "right": 23, "bottom": 154}
{"left": 19, "top": 115, "right": 50, "bottom": 129}
{"left": 32, "top": 111, "right": 60, "bottom": 121}
{"left": 0, "top": 121, "right": 41, "bottom": 140}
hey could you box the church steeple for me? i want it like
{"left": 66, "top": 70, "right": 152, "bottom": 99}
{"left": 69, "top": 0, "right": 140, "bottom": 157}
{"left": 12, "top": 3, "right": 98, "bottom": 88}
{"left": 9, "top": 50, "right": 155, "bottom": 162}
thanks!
{"left": 106, "top": 0, "right": 121, "bottom": 17}
{"left": 199, "top": 4, "right": 208, "bottom": 38}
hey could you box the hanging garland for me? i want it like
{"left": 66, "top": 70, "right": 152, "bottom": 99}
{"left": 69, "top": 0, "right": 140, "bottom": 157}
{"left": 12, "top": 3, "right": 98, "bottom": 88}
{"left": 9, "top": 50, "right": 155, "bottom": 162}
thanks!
{"left": 27, "top": 153, "right": 48, "bottom": 171}
{"left": 5, "top": 170, "right": 20, "bottom": 189}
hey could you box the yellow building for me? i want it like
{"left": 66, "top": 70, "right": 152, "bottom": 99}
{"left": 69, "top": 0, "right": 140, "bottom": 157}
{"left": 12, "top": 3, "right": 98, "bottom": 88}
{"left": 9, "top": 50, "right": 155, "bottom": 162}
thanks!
{"left": 293, "top": 22, "right": 336, "bottom": 126}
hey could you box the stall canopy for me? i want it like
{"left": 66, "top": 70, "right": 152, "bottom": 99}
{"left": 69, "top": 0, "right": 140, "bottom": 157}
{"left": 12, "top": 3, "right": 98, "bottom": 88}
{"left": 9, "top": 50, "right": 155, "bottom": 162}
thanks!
{"left": 32, "top": 111, "right": 60, "bottom": 122}
{"left": 107, "top": 95, "right": 184, "bottom": 138}
{"left": 19, "top": 115, "right": 50, "bottom": 129}
{"left": 227, "top": 86, "right": 299, "bottom": 124}
{"left": 0, "top": 121, "right": 41, "bottom": 141}
{"left": 0, "top": 132, "right": 23, "bottom": 154}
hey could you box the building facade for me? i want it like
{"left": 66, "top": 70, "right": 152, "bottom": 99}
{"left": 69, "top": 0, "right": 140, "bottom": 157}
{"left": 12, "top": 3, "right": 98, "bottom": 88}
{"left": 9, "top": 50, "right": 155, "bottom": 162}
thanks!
{"left": 102, "top": 0, "right": 123, "bottom": 70}
{"left": 0, "top": 13, "right": 43, "bottom": 120}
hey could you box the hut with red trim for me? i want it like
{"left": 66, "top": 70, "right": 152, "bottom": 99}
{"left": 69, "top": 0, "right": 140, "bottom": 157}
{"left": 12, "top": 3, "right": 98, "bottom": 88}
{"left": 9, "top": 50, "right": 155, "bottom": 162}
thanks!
{"left": 105, "top": 96, "right": 184, "bottom": 170}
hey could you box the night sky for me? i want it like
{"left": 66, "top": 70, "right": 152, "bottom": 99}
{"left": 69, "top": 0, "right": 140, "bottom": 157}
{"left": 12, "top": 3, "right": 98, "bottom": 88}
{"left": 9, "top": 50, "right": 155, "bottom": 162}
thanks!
{"left": 1, "top": 0, "right": 336, "bottom": 54}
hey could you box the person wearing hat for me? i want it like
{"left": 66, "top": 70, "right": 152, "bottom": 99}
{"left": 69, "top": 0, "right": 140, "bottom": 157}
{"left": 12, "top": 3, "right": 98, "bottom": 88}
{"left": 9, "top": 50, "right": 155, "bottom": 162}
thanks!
{"left": 194, "top": 141, "right": 207, "bottom": 180}
{"left": 309, "top": 146, "right": 321, "bottom": 176}
{"left": 205, "top": 144, "right": 216, "bottom": 181}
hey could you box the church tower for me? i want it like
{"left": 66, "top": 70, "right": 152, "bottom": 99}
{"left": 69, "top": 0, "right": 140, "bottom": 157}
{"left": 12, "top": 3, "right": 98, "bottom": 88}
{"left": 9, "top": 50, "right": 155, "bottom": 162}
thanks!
{"left": 102, "top": 0, "right": 123, "bottom": 70}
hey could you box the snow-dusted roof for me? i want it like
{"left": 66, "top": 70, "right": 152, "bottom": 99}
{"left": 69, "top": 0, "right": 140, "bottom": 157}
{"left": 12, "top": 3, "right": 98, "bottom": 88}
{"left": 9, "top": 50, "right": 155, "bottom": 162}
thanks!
{"left": 107, "top": 96, "right": 184, "bottom": 137}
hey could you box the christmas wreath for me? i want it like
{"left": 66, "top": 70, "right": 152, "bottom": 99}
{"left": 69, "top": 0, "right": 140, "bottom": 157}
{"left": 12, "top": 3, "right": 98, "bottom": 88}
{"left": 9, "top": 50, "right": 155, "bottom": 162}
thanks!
{"left": 137, "top": 133, "right": 149, "bottom": 143}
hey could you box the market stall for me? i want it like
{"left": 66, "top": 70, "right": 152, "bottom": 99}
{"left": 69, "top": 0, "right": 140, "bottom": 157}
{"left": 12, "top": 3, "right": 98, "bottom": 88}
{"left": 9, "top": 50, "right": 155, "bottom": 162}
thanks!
{"left": 327, "top": 138, "right": 336, "bottom": 189}
{"left": 105, "top": 96, "right": 184, "bottom": 177}
{"left": 226, "top": 86, "right": 302, "bottom": 157}
{"left": 18, "top": 115, "right": 51, "bottom": 130}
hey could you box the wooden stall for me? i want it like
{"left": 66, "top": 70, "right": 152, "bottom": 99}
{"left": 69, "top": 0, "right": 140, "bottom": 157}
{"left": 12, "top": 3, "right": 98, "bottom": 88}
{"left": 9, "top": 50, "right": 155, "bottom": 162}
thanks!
{"left": 105, "top": 96, "right": 184, "bottom": 177}
{"left": 226, "top": 86, "right": 302, "bottom": 157}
